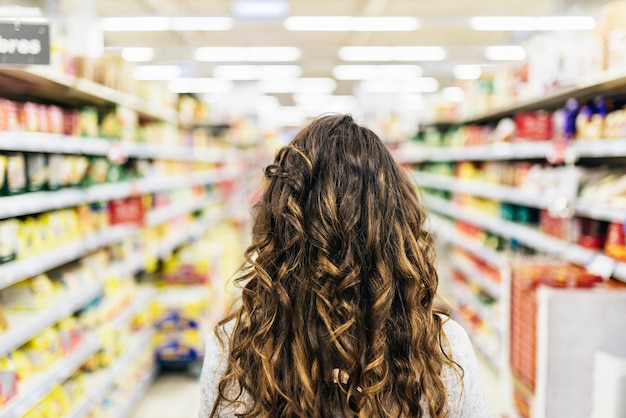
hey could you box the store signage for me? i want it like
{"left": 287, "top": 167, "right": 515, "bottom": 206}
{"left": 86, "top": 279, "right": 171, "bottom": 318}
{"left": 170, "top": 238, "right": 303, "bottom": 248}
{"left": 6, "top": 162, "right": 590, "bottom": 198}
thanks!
{"left": 0, "top": 23, "right": 50, "bottom": 65}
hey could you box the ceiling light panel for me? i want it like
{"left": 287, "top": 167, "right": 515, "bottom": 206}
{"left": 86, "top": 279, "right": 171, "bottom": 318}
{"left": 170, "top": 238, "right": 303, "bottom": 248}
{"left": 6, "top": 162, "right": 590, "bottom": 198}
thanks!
{"left": 471, "top": 16, "right": 596, "bottom": 31}
{"left": 102, "top": 17, "right": 233, "bottom": 32}
{"left": 231, "top": 0, "right": 290, "bottom": 18}
{"left": 284, "top": 16, "right": 419, "bottom": 31}
{"left": 195, "top": 47, "right": 301, "bottom": 62}
{"left": 169, "top": 78, "right": 233, "bottom": 93}
{"left": 213, "top": 65, "right": 302, "bottom": 80}
{"left": 259, "top": 78, "right": 337, "bottom": 93}
{"left": 332, "top": 65, "right": 423, "bottom": 80}
{"left": 339, "top": 46, "right": 446, "bottom": 61}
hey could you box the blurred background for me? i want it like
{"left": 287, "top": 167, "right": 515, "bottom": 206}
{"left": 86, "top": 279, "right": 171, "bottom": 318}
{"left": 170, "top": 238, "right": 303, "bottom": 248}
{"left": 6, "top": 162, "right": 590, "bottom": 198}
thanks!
{"left": 0, "top": 0, "right": 624, "bottom": 417}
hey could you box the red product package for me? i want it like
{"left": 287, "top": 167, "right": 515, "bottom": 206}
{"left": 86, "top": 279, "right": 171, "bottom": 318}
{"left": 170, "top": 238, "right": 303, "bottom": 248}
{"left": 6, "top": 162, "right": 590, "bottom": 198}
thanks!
{"left": 514, "top": 112, "right": 553, "bottom": 141}
{"left": 108, "top": 197, "right": 145, "bottom": 226}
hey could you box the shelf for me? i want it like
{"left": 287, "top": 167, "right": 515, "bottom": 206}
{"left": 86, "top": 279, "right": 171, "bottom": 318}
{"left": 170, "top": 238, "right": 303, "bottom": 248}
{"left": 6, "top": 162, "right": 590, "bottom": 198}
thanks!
{"left": 0, "top": 133, "right": 110, "bottom": 155}
{"left": 0, "top": 334, "right": 100, "bottom": 418}
{"left": 425, "top": 194, "right": 626, "bottom": 282}
{"left": 442, "top": 68, "right": 626, "bottom": 125}
{"left": 0, "top": 282, "right": 103, "bottom": 358}
{"left": 416, "top": 171, "right": 626, "bottom": 223}
{"left": 63, "top": 328, "right": 155, "bottom": 418}
{"left": 450, "top": 254, "right": 502, "bottom": 299}
{"left": 0, "top": 170, "right": 224, "bottom": 220}
{"left": 397, "top": 141, "right": 553, "bottom": 163}
{"left": 0, "top": 67, "right": 177, "bottom": 124}
{"left": 146, "top": 196, "right": 216, "bottom": 226}
{"left": 0, "top": 193, "right": 217, "bottom": 290}
{"left": 397, "top": 138, "right": 626, "bottom": 164}
{"left": 429, "top": 214, "right": 508, "bottom": 270}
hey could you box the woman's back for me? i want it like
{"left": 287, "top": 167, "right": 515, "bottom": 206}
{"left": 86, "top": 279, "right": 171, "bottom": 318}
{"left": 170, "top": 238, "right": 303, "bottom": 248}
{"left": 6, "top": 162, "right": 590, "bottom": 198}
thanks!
{"left": 199, "top": 114, "right": 490, "bottom": 417}
{"left": 199, "top": 318, "right": 490, "bottom": 417}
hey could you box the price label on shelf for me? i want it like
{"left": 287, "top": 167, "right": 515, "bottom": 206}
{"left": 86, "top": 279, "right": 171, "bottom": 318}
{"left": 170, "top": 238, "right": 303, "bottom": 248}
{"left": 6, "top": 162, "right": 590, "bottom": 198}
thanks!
{"left": 586, "top": 254, "right": 616, "bottom": 280}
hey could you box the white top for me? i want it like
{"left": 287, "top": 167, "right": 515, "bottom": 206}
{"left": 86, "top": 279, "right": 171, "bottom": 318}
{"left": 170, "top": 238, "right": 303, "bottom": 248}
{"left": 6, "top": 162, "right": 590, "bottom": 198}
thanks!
{"left": 199, "top": 318, "right": 491, "bottom": 417}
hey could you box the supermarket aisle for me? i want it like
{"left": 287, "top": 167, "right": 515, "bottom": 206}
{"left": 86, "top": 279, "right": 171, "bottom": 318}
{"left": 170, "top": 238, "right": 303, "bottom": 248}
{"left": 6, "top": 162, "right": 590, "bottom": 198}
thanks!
{"left": 131, "top": 361, "right": 503, "bottom": 418}
{"left": 131, "top": 371, "right": 201, "bottom": 418}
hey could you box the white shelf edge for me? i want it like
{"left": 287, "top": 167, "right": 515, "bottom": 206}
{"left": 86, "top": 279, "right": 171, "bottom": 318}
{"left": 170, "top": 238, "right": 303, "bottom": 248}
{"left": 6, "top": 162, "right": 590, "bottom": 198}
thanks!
{"left": 425, "top": 194, "right": 626, "bottom": 283}
{"left": 397, "top": 138, "right": 626, "bottom": 164}
{"left": 416, "top": 171, "right": 625, "bottom": 223}
{"left": 429, "top": 214, "right": 508, "bottom": 270}
{"left": 0, "top": 334, "right": 100, "bottom": 418}
{"left": 0, "top": 131, "right": 232, "bottom": 163}
{"left": 0, "top": 170, "right": 224, "bottom": 220}
{"left": 0, "top": 282, "right": 103, "bottom": 357}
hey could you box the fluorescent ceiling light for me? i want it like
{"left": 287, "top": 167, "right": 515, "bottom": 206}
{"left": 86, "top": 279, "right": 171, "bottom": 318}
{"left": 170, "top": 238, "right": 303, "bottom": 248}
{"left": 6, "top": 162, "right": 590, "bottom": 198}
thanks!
{"left": 133, "top": 65, "right": 181, "bottom": 80}
{"left": 231, "top": 0, "right": 290, "bottom": 18}
{"left": 259, "top": 78, "right": 337, "bottom": 93}
{"left": 122, "top": 47, "right": 155, "bottom": 62}
{"left": 332, "top": 65, "right": 423, "bottom": 80}
{"left": 285, "top": 16, "right": 419, "bottom": 31}
{"left": 471, "top": 16, "right": 595, "bottom": 31}
{"left": 485, "top": 45, "right": 526, "bottom": 61}
{"left": 0, "top": 6, "right": 41, "bottom": 17}
{"left": 360, "top": 77, "right": 439, "bottom": 93}
{"left": 339, "top": 46, "right": 446, "bottom": 61}
{"left": 195, "top": 46, "right": 301, "bottom": 62}
{"left": 102, "top": 17, "right": 170, "bottom": 31}
{"left": 102, "top": 16, "right": 233, "bottom": 31}
{"left": 442, "top": 87, "right": 465, "bottom": 102}
{"left": 213, "top": 65, "right": 302, "bottom": 80}
{"left": 169, "top": 78, "right": 234, "bottom": 93}
{"left": 453, "top": 64, "right": 482, "bottom": 80}
{"left": 170, "top": 17, "right": 233, "bottom": 31}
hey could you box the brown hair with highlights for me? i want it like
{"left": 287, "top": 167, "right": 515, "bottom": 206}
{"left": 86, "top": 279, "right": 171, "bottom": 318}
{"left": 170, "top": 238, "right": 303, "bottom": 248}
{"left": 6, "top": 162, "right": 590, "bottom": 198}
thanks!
{"left": 211, "top": 114, "right": 460, "bottom": 417}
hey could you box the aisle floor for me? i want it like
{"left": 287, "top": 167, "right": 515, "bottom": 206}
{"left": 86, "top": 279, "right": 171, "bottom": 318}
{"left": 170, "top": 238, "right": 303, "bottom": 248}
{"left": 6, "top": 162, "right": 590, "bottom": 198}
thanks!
{"left": 131, "top": 358, "right": 503, "bottom": 418}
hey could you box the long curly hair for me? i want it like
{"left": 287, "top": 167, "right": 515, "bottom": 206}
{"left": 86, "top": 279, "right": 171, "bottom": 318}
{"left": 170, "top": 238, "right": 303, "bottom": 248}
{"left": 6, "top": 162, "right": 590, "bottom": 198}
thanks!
{"left": 212, "top": 114, "right": 459, "bottom": 417}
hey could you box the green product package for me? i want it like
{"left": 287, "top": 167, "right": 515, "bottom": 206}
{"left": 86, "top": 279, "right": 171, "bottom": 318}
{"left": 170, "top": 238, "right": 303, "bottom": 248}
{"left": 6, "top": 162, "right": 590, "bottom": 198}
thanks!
{"left": 82, "top": 157, "right": 110, "bottom": 187}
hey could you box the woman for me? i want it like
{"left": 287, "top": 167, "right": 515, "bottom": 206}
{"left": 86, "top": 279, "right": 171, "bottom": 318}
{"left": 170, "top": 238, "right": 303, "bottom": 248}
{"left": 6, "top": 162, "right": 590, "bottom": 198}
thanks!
{"left": 199, "top": 114, "right": 490, "bottom": 417}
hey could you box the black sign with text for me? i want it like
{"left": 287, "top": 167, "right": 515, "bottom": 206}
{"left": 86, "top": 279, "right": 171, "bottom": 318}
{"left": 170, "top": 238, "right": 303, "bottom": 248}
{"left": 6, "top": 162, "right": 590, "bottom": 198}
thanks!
{"left": 0, "top": 22, "right": 50, "bottom": 65}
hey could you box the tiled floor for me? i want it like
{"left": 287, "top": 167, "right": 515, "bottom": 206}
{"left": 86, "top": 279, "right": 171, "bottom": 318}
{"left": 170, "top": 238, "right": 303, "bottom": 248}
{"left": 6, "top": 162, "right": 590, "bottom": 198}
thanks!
{"left": 131, "top": 359, "right": 504, "bottom": 418}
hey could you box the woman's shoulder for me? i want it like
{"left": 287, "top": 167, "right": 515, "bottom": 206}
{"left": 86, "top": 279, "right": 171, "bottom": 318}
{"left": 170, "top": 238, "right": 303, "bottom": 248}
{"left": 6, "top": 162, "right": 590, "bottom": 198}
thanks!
{"left": 441, "top": 318, "right": 472, "bottom": 349}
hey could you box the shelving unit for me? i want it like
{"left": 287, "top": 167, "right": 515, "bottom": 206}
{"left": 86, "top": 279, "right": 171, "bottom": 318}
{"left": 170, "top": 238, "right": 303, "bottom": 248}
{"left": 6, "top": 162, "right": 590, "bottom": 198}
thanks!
{"left": 397, "top": 65, "right": 626, "bottom": 418}
{"left": 0, "top": 64, "right": 244, "bottom": 417}
{"left": 63, "top": 327, "right": 154, "bottom": 418}
{"left": 0, "top": 335, "right": 100, "bottom": 418}
{"left": 415, "top": 171, "right": 626, "bottom": 223}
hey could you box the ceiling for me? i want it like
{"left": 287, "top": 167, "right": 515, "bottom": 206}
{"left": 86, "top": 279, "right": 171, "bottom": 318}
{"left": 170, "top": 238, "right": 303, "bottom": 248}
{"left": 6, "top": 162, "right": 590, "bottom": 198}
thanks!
{"left": 3, "top": 0, "right": 614, "bottom": 128}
